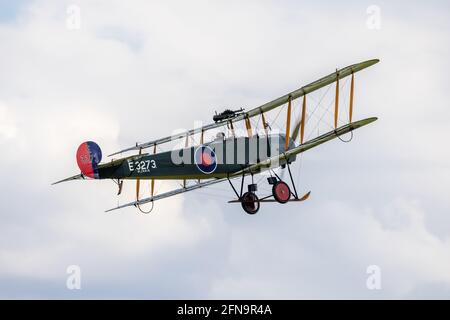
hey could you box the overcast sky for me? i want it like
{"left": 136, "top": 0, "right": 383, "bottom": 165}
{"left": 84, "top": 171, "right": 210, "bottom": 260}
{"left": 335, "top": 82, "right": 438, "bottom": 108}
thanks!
{"left": 1, "top": 0, "right": 450, "bottom": 299}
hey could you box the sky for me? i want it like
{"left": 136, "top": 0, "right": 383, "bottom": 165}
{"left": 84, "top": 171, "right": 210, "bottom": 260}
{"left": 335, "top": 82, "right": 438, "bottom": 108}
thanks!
{"left": 0, "top": 0, "right": 450, "bottom": 299}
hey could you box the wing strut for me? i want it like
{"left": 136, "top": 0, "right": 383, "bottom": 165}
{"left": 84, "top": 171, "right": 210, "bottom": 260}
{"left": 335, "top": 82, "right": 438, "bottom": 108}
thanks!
{"left": 183, "top": 135, "right": 189, "bottom": 188}
{"left": 198, "top": 129, "right": 205, "bottom": 184}
{"left": 228, "top": 120, "right": 235, "bottom": 137}
{"left": 135, "top": 148, "right": 142, "bottom": 201}
{"left": 334, "top": 71, "right": 340, "bottom": 129}
{"left": 349, "top": 72, "right": 355, "bottom": 123}
{"left": 300, "top": 95, "right": 307, "bottom": 144}
{"left": 151, "top": 144, "right": 156, "bottom": 196}
{"left": 245, "top": 115, "right": 253, "bottom": 137}
{"left": 135, "top": 147, "right": 156, "bottom": 214}
{"left": 261, "top": 112, "right": 269, "bottom": 136}
{"left": 285, "top": 96, "right": 292, "bottom": 150}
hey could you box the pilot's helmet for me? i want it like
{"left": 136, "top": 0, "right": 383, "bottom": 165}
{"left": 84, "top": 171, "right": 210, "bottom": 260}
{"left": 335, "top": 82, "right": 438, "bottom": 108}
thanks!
{"left": 215, "top": 132, "right": 225, "bottom": 140}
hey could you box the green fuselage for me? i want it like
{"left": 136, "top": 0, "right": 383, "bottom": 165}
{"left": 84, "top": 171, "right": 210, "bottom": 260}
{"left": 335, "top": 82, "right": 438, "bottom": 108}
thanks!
{"left": 98, "top": 134, "right": 296, "bottom": 180}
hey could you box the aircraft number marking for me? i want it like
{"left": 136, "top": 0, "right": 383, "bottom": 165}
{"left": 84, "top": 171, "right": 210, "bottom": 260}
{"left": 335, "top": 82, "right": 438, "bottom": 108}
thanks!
{"left": 128, "top": 159, "right": 157, "bottom": 174}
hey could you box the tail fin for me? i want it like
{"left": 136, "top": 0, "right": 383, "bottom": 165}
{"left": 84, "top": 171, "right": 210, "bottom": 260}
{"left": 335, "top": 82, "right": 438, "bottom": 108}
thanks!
{"left": 76, "top": 141, "right": 102, "bottom": 179}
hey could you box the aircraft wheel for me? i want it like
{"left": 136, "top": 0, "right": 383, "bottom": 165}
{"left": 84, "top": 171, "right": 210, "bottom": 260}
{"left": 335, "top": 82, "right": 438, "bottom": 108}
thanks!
{"left": 241, "top": 192, "right": 260, "bottom": 215}
{"left": 272, "top": 181, "right": 291, "bottom": 204}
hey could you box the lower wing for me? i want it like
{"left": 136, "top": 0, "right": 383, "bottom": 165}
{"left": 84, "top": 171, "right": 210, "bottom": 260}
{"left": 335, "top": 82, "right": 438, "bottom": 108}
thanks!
{"left": 237, "top": 117, "right": 377, "bottom": 175}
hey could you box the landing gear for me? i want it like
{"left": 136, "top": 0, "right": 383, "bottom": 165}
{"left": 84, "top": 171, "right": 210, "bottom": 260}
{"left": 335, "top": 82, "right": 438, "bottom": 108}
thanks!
{"left": 241, "top": 192, "right": 260, "bottom": 215}
{"left": 113, "top": 179, "right": 124, "bottom": 195}
{"left": 272, "top": 181, "right": 291, "bottom": 203}
{"left": 227, "top": 163, "right": 309, "bottom": 214}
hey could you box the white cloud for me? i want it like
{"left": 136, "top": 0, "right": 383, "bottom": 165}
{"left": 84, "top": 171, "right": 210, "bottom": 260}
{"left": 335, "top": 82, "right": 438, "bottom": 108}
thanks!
{"left": 210, "top": 199, "right": 450, "bottom": 299}
{"left": 0, "top": 0, "right": 450, "bottom": 299}
{"left": 0, "top": 103, "right": 17, "bottom": 143}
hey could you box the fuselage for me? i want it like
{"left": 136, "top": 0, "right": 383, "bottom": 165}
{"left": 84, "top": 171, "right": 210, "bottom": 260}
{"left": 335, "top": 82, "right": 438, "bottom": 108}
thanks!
{"left": 98, "top": 134, "right": 296, "bottom": 180}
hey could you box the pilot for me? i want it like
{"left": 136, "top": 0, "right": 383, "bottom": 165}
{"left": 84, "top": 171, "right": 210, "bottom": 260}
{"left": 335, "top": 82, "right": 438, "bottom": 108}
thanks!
{"left": 215, "top": 132, "right": 226, "bottom": 141}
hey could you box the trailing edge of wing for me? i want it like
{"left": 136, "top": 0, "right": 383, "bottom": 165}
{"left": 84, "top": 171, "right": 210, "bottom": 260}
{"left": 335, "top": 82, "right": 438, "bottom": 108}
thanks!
{"left": 236, "top": 117, "right": 378, "bottom": 175}
{"left": 105, "top": 177, "right": 231, "bottom": 212}
{"left": 109, "top": 59, "right": 380, "bottom": 156}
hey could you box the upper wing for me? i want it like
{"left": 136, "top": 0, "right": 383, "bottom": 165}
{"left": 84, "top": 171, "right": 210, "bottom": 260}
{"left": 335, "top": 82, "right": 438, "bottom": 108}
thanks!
{"left": 244, "top": 59, "right": 379, "bottom": 118}
{"left": 108, "top": 59, "right": 379, "bottom": 156}
{"left": 234, "top": 117, "right": 378, "bottom": 176}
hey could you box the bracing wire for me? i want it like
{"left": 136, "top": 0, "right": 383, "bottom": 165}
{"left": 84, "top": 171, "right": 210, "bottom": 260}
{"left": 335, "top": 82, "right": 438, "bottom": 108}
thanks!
{"left": 306, "top": 77, "right": 350, "bottom": 141}
{"left": 137, "top": 202, "right": 154, "bottom": 214}
{"left": 335, "top": 130, "right": 354, "bottom": 143}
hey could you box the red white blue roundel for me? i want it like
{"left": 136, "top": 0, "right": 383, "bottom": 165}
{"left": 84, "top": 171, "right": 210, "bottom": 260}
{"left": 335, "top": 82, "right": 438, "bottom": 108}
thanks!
{"left": 195, "top": 145, "right": 217, "bottom": 174}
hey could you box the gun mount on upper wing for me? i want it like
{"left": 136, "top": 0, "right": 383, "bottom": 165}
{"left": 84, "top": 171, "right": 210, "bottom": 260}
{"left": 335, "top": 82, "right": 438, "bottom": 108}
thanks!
{"left": 213, "top": 108, "right": 245, "bottom": 123}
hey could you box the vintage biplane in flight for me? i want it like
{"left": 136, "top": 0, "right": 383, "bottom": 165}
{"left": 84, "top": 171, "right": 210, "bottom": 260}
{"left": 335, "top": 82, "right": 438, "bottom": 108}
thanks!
{"left": 53, "top": 59, "right": 379, "bottom": 214}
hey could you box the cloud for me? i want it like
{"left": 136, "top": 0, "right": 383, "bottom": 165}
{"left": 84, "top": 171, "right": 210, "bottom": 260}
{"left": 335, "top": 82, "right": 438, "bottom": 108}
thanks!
{"left": 209, "top": 199, "right": 450, "bottom": 299}
{"left": 0, "top": 102, "right": 17, "bottom": 143}
{"left": 0, "top": 0, "right": 450, "bottom": 299}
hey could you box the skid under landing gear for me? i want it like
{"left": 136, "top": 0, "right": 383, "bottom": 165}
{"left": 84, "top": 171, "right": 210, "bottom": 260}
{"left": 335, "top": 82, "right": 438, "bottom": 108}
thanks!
{"left": 227, "top": 163, "right": 311, "bottom": 215}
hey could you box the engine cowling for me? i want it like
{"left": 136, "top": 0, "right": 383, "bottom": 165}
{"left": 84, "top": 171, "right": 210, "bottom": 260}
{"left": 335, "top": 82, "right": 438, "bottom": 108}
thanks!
{"left": 76, "top": 141, "right": 102, "bottom": 179}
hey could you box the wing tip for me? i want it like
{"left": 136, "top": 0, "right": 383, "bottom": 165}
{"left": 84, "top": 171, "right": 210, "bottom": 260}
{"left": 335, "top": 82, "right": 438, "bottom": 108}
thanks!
{"left": 349, "top": 117, "right": 378, "bottom": 130}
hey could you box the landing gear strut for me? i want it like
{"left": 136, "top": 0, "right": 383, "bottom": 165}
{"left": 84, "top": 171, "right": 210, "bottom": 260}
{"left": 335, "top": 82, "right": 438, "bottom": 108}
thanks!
{"left": 113, "top": 179, "right": 124, "bottom": 195}
{"left": 227, "top": 173, "right": 261, "bottom": 215}
{"left": 268, "top": 162, "right": 298, "bottom": 202}
{"left": 241, "top": 176, "right": 260, "bottom": 215}
{"left": 227, "top": 163, "right": 309, "bottom": 214}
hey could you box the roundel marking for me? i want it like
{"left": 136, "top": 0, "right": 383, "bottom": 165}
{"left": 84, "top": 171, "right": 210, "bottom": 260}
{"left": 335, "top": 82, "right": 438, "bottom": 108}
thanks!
{"left": 76, "top": 141, "right": 102, "bottom": 179}
{"left": 194, "top": 145, "right": 217, "bottom": 174}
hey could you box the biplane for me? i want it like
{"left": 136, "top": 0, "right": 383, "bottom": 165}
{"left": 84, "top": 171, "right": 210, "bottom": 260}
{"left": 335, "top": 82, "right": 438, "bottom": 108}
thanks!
{"left": 53, "top": 59, "right": 379, "bottom": 214}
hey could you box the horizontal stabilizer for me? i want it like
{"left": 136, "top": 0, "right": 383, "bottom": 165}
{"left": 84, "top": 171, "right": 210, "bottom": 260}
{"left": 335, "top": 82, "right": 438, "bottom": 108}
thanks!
{"left": 51, "top": 174, "right": 85, "bottom": 185}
